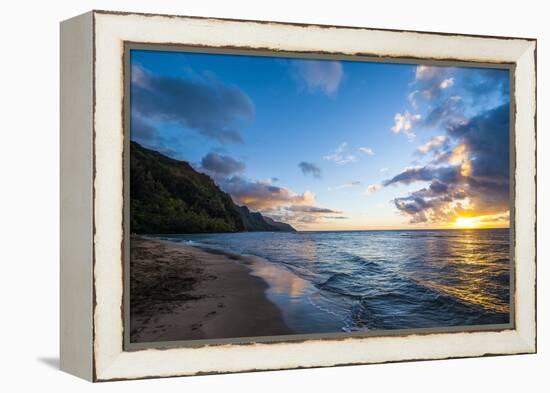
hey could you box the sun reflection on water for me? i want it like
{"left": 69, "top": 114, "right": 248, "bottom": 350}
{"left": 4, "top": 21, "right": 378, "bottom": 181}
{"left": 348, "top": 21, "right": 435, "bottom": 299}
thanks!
{"left": 408, "top": 229, "right": 510, "bottom": 314}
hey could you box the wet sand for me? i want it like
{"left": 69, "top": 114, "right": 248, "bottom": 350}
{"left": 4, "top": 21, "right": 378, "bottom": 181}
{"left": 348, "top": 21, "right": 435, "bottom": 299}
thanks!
{"left": 130, "top": 237, "right": 293, "bottom": 343}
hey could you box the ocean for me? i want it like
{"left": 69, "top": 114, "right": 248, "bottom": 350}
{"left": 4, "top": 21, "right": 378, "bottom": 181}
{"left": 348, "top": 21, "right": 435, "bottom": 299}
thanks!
{"left": 157, "top": 228, "right": 510, "bottom": 333}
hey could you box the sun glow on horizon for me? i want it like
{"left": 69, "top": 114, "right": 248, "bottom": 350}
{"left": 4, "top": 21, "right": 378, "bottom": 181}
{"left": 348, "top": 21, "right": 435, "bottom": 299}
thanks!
{"left": 291, "top": 211, "right": 510, "bottom": 231}
{"left": 450, "top": 212, "right": 510, "bottom": 230}
{"left": 454, "top": 217, "right": 478, "bottom": 228}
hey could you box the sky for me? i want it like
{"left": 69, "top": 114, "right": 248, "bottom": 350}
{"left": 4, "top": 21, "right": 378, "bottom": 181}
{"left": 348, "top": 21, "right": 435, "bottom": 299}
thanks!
{"left": 130, "top": 49, "right": 511, "bottom": 231}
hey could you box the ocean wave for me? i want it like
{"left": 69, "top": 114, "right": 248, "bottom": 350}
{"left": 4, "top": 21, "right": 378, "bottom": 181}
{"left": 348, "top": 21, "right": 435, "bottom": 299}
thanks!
{"left": 155, "top": 229, "right": 511, "bottom": 331}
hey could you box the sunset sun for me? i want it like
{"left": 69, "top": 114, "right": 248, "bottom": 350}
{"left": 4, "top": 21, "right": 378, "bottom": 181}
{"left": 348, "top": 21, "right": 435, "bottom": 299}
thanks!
{"left": 454, "top": 217, "right": 477, "bottom": 228}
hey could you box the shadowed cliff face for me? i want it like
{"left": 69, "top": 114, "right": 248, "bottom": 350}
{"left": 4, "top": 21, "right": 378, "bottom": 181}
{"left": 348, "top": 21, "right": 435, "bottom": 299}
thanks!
{"left": 130, "top": 141, "right": 295, "bottom": 234}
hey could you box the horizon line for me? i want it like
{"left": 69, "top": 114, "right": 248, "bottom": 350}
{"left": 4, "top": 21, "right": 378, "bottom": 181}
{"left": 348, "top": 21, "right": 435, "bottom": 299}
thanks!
{"left": 293, "top": 227, "right": 510, "bottom": 232}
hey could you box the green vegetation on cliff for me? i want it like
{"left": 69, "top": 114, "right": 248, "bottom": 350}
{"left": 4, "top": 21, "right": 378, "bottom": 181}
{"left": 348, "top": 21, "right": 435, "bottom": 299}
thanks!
{"left": 130, "top": 141, "right": 296, "bottom": 234}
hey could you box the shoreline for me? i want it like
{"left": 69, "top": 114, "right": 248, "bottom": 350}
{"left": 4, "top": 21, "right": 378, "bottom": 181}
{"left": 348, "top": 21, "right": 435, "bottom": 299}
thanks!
{"left": 130, "top": 236, "right": 294, "bottom": 343}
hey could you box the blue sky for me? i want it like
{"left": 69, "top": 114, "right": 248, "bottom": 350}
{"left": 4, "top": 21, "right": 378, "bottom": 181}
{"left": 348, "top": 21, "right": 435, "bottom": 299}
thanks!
{"left": 130, "top": 49, "right": 510, "bottom": 230}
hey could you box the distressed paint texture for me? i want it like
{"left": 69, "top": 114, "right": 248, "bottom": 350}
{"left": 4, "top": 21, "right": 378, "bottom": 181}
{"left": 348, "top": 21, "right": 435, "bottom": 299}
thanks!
{"left": 89, "top": 11, "right": 536, "bottom": 381}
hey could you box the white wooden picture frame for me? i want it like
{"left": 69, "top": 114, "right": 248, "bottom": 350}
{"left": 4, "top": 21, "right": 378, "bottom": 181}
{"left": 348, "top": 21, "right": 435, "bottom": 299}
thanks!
{"left": 60, "top": 10, "right": 536, "bottom": 381}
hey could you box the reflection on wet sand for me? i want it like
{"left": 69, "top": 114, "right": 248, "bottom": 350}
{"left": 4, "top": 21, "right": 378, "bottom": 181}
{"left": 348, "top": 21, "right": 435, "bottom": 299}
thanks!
{"left": 244, "top": 255, "right": 343, "bottom": 333}
{"left": 250, "top": 259, "right": 309, "bottom": 300}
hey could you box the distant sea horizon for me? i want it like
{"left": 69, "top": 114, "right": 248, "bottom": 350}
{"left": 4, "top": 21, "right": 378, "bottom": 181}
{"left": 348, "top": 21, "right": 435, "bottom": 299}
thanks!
{"left": 143, "top": 226, "right": 511, "bottom": 236}
{"left": 292, "top": 227, "right": 510, "bottom": 233}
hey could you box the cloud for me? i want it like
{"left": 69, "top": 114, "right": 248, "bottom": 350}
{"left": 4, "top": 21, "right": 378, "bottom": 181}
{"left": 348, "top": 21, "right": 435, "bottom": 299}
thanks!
{"left": 359, "top": 147, "right": 374, "bottom": 155}
{"left": 331, "top": 181, "right": 361, "bottom": 190}
{"left": 384, "top": 104, "right": 510, "bottom": 224}
{"left": 200, "top": 152, "right": 245, "bottom": 176}
{"left": 220, "top": 178, "right": 344, "bottom": 226}
{"left": 131, "top": 63, "right": 148, "bottom": 87}
{"left": 448, "top": 104, "right": 509, "bottom": 179}
{"left": 391, "top": 179, "right": 474, "bottom": 224}
{"left": 131, "top": 114, "right": 158, "bottom": 145}
{"left": 380, "top": 167, "right": 389, "bottom": 173}
{"left": 415, "top": 65, "right": 447, "bottom": 81}
{"left": 323, "top": 142, "right": 357, "bottom": 165}
{"left": 326, "top": 155, "right": 356, "bottom": 165}
{"left": 287, "top": 205, "right": 342, "bottom": 214}
{"left": 383, "top": 64, "right": 510, "bottom": 225}
{"left": 264, "top": 204, "right": 347, "bottom": 225}
{"left": 336, "top": 142, "right": 347, "bottom": 151}
{"left": 440, "top": 78, "right": 454, "bottom": 89}
{"left": 290, "top": 59, "right": 343, "bottom": 95}
{"left": 299, "top": 162, "right": 322, "bottom": 179}
{"left": 383, "top": 165, "right": 460, "bottom": 187}
{"left": 131, "top": 113, "right": 183, "bottom": 158}
{"left": 428, "top": 179, "right": 449, "bottom": 194}
{"left": 461, "top": 68, "right": 510, "bottom": 104}
{"left": 391, "top": 112, "right": 421, "bottom": 138}
{"left": 413, "top": 65, "right": 454, "bottom": 101}
{"left": 220, "top": 176, "right": 315, "bottom": 210}
{"left": 192, "top": 152, "right": 341, "bottom": 227}
{"left": 366, "top": 183, "right": 382, "bottom": 194}
{"left": 418, "top": 135, "right": 448, "bottom": 154}
{"left": 411, "top": 66, "right": 508, "bottom": 130}
{"left": 131, "top": 64, "right": 254, "bottom": 144}
{"left": 408, "top": 90, "right": 421, "bottom": 109}
{"left": 423, "top": 95, "right": 466, "bottom": 128}
{"left": 196, "top": 159, "right": 343, "bottom": 227}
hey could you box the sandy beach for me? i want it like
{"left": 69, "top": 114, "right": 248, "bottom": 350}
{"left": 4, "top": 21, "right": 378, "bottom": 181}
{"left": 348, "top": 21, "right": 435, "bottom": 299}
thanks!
{"left": 130, "top": 237, "right": 293, "bottom": 343}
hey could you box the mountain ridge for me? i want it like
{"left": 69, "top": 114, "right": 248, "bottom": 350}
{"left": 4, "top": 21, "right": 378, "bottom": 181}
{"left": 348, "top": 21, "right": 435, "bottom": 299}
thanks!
{"left": 130, "top": 141, "right": 296, "bottom": 234}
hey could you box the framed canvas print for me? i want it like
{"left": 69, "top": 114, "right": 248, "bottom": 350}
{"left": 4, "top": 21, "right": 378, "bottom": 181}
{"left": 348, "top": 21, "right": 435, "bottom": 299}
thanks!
{"left": 60, "top": 10, "right": 537, "bottom": 382}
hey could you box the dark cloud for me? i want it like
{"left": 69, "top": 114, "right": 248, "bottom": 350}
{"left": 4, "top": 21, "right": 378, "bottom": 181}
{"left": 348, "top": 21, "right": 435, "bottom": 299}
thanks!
{"left": 447, "top": 103, "right": 509, "bottom": 180}
{"left": 201, "top": 152, "right": 245, "bottom": 176}
{"left": 382, "top": 62, "right": 511, "bottom": 225}
{"left": 130, "top": 65, "right": 344, "bottom": 226}
{"left": 131, "top": 113, "right": 182, "bottom": 159}
{"left": 461, "top": 69, "right": 510, "bottom": 102}
{"left": 383, "top": 166, "right": 460, "bottom": 187}
{"left": 464, "top": 177, "right": 509, "bottom": 215}
{"left": 392, "top": 182, "right": 467, "bottom": 223}
{"left": 261, "top": 204, "right": 346, "bottom": 226}
{"left": 194, "top": 156, "right": 340, "bottom": 227}
{"left": 287, "top": 205, "right": 342, "bottom": 214}
{"left": 131, "top": 114, "right": 157, "bottom": 144}
{"left": 384, "top": 102, "right": 510, "bottom": 224}
{"left": 429, "top": 180, "right": 448, "bottom": 194}
{"left": 417, "top": 67, "right": 509, "bottom": 132}
{"left": 131, "top": 64, "right": 254, "bottom": 144}
{"left": 202, "top": 173, "right": 343, "bottom": 227}
{"left": 299, "top": 161, "right": 322, "bottom": 179}
{"left": 423, "top": 96, "right": 466, "bottom": 128}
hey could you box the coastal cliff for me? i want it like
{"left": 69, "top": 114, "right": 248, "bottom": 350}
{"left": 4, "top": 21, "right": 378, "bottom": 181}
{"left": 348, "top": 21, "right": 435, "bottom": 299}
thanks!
{"left": 130, "top": 141, "right": 296, "bottom": 234}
